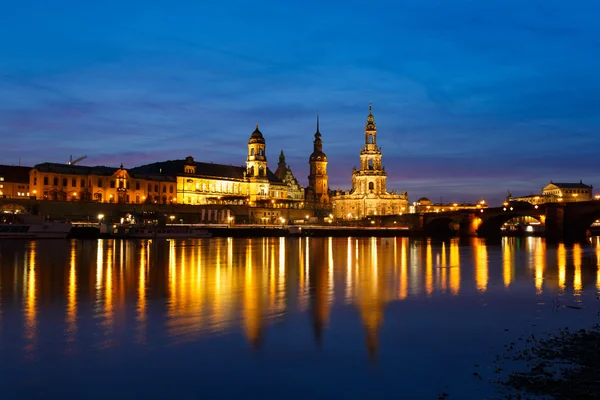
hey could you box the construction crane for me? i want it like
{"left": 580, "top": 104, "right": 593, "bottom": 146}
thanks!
{"left": 67, "top": 155, "right": 87, "bottom": 165}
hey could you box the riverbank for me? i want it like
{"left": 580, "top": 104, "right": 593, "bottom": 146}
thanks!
{"left": 496, "top": 324, "right": 600, "bottom": 400}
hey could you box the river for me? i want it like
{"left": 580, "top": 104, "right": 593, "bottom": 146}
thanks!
{"left": 0, "top": 236, "right": 599, "bottom": 399}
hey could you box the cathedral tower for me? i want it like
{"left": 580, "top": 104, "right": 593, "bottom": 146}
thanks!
{"left": 352, "top": 104, "right": 388, "bottom": 195}
{"left": 306, "top": 114, "right": 330, "bottom": 206}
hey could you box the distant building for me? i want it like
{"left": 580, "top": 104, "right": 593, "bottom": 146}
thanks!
{"left": 332, "top": 105, "right": 408, "bottom": 219}
{"left": 30, "top": 163, "right": 175, "bottom": 204}
{"left": 412, "top": 197, "right": 488, "bottom": 213}
{"left": 274, "top": 150, "right": 305, "bottom": 207}
{"left": 542, "top": 180, "right": 593, "bottom": 202}
{"left": 0, "top": 165, "right": 31, "bottom": 199}
{"left": 509, "top": 180, "right": 593, "bottom": 204}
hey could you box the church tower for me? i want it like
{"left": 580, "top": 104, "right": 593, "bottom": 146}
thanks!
{"left": 352, "top": 104, "right": 388, "bottom": 196}
{"left": 246, "top": 124, "right": 269, "bottom": 201}
{"left": 307, "top": 114, "right": 330, "bottom": 206}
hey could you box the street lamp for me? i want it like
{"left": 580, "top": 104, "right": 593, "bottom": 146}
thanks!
{"left": 97, "top": 213, "right": 104, "bottom": 223}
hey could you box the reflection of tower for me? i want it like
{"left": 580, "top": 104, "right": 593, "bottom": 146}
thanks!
{"left": 306, "top": 114, "right": 330, "bottom": 207}
{"left": 243, "top": 241, "right": 264, "bottom": 350}
{"left": 355, "top": 238, "right": 384, "bottom": 361}
{"left": 309, "top": 239, "right": 330, "bottom": 346}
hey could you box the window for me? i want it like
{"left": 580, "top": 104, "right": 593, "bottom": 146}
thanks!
{"left": 118, "top": 181, "right": 124, "bottom": 189}
{"left": 251, "top": 148, "right": 255, "bottom": 156}
{"left": 259, "top": 148, "right": 264, "bottom": 156}
{"left": 154, "top": 185, "right": 158, "bottom": 192}
{"left": 369, "top": 182, "right": 374, "bottom": 191}
{"left": 136, "top": 182, "right": 140, "bottom": 190}
{"left": 110, "top": 180, "right": 115, "bottom": 188}
{"left": 169, "top": 186, "right": 173, "bottom": 194}
{"left": 126, "top": 181, "right": 130, "bottom": 189}
{"left": 53, "top": 177, "right": 58, "bottom": 186}
{"left": 81, "top": 179, "right": 85, "bottom": 187}
{"left": 44, "top": 177, "right": 48, "bottom": 185}
{"left": 162, "top": 185, "right": 166, "bottom": 193}
{"left": 98, "top": 179, "right": 103, "bottom": 188}
{"left": 72, "top": 178, "right": 76, "bottom": 187}
{"left": 62, "top": 178, "right": 67, "bottom": 186}
{"left": 34, "top": 178, "right": 37, "bottom": 185}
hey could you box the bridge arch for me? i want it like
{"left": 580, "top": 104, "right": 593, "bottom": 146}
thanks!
{"left": 565, "top": 208, "right": 600, "bottom": 239}
{"left": 477, "top": 212, "right": 544, "bottom": 237}
{"left": 0, "top": 203, "right": 27, "bottom": 213}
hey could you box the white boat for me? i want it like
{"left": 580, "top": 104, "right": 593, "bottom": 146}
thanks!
{"left": 0, "top": 213, "right": 72, "bottom": 239}
{"left": 111, "top": 224, "right": 212, "bottom": 239}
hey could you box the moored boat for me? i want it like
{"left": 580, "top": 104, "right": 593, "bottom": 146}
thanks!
{"left": 0, "top": 213, "right": 72, "bottom": 239}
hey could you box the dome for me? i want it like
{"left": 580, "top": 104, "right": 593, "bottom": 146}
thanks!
{"left": 248, "top": 124, "right": 265, "bottom": 144}
{"left": 309, "top": 151, "right": 328, "bottom": 162}
{"left": 417, "top": 197, "right": 431, "bottom": 205}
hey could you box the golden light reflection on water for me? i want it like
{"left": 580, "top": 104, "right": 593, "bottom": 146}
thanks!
{"left": 558, "top": 243, "right": 567, "bottom": 293}
{"left": 503, "top": 239, "right": 513, "bottom": 288}
{"left": 24, "top": 242, "right": 37, "bottom": 357}
{"left": 573, "top": 244, "right": 582, "bottom": 299}
{"left": 66, "top": 241, "right": 77, "bottom": 343}
{"left": 534, "top": 240, "right": 546, "bottom": 295}
{"left": 425, "top": 240, "right": 433, "bottom": 296}
{"left": 596, "top": 237, "right": 600, "bottom": 292}
{"left": 4, "top": 236, "right": 600, "bottom": 356}
{"left": 474, "top": 239, "right": 488, "bottom": 293}
{"left": 449, "top": 239, "right": 460, "bottom": 295}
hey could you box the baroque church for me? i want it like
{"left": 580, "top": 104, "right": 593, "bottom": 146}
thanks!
{"left": 331, "top": 105, "right": 408, "bottom": 219}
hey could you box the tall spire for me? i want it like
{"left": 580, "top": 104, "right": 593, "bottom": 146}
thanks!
{"left": 316, "top": 111, "right": 320, "bottom": 134}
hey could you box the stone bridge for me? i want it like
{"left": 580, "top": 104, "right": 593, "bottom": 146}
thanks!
{"left": 380, "top": 200, "right": 600, "bottom": 241}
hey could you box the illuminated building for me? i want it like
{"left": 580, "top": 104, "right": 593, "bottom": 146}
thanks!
{"left": 305, "top": 114, "right": 330, "bottom": 208}
{"left": 331, "top": 105, "right": 408, "bottom": 219}
{"left": 0, "top": 165, "right": 31, "bottom": 200}
{"left": 509, "top": 180, "right": 593, "bottom": 204}
{"left": 131, "top": 125, "right": 301, "bottom": 211}
{"left": 412, "top": 197, "right": 488, "bottom": 213}
{"left": 29, "top": 163, "right": 175, "bottom": 204}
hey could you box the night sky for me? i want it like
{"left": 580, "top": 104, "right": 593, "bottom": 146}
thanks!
{"left": 1, "top": 1, "right": 599, "bottom": 204}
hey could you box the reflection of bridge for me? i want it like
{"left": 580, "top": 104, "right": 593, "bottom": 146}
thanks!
{"left": 383, "top": 200, "right": 600, "bottom": 240}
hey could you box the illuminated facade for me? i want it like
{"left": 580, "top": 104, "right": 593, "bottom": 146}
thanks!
{"left": 509, "top": 180, "right": 593, "bottom": 204}
{"left": 131, "top": 125, "right": 299, "bottom": 208}
{"left": 29, "top": 163, "right": 175, "bottom": 204}
{"left": 332, "top": 105, "right": 408, "bottom": 219}
{"left": 0, "top": 165, "right": 31, "bottom": 199}
{"left": 305, "top": 114, "right": 330, "bottom": 208}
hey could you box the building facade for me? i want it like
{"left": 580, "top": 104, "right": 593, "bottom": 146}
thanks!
{"left": 305, "top": 115, "right": 330, "bottom": 208}
{"left": 131, "top": 125, "right": 302, "bottom": 209}
{"left": 29, "top": 163, "right": 176, "bottom": 204}
{"left": 332, "top": 105, "right": 408, "bottom": 219}
{"left": 509, "top": 180, "right": 594, "bottom": 204}
{"left": 0, "top": 165, "right": 31, "bottom": 199}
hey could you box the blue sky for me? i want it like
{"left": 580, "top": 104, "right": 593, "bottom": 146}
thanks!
{"left": 1, "top": 0, "right": 599, "bottom": 204}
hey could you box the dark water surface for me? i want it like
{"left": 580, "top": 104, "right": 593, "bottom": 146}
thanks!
{"left": 1, "top": 237, "right": 600, "bottom": 399}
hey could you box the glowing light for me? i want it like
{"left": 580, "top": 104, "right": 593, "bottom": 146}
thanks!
{"left": 557, "top": 244, "right": 566, "bottom": 292}
{"left": 97, "top": 214, "right": 104, "bottom": 221}
{"left": 474, "top": 240, "right": 488, "bottom": 292}
{"left": 502, "top": 238, "right": 512, "bottom": 288}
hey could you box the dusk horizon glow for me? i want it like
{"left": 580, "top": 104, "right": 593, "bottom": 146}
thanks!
{"left": 2, "top": 0, "right": 599, "bottom": 205}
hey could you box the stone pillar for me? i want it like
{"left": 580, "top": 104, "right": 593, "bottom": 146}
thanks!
{"left": 458, "top": 213, "right": 478, "bottom": 237}
{"left": 544, "top": 204, "right": 565, "bottom": 242}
